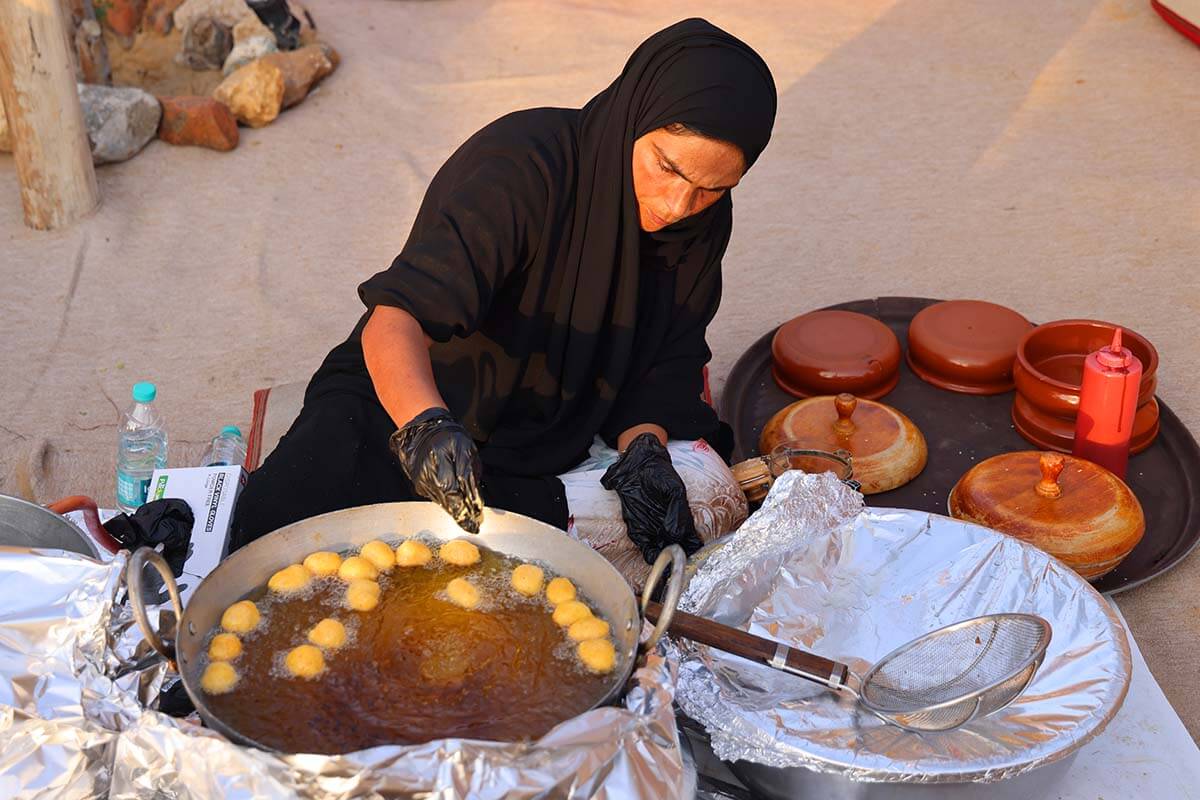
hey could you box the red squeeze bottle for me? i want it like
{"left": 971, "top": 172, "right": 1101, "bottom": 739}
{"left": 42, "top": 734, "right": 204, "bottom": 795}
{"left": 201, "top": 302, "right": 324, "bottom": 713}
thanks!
{"left": 1072, "top": 328, "right": 1142, "bottom": 479}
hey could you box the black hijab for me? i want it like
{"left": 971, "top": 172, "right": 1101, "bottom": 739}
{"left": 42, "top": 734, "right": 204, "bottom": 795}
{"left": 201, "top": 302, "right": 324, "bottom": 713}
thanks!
{"left": 324, "top": 18, "right": 776, "bottom": 498}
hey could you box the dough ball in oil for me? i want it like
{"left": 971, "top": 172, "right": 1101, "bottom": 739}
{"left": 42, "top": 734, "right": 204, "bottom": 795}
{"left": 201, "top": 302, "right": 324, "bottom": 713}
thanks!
{"left": 552, "top": 600, "right": 592, "bottom": 627}
{"left": 267, "top": 563, "right": 312, "bottom": 593}
{"left": 338, "top": 555, "right": 379, "bottom": 581}
{"left": 345, "top": 579, "right": 381, "bottom": 611}
{"left": 201, "top": 661, "right": 239, "bottom": 694}
{"left": 285, "top": 644, "right": 326, "bottom": 679}
{"left": 360, "top": 540, "right": 396, "bottom": 571}
{"left": 208, "top": 632, "right": 243, "bottom": 661}
{"left": 395, "top": 539, "right": 433, "bottom": 567}
{"left": 445, "top": 577, "right": 480, "bottom": 609}
{"left": 303, "top": 550, "right": 342, "bottom": 576}
{"left": 439, "top": 539, "right": 481, "bottom": 566}
{"left": 545, "top": 577, "right": 576, "bottom": 606}
{"left": 510, "top": 564, "right": 544, "bottom": 597}
{"left": 220, "top": 600, "right": 260, "bottom": 633}
{"left": 567, "top": 616, "right": 610, "bottom": 642}
{"left": 308, "top": 618, "right": 347, "bottom": 649}
{"left": 577, "top": 638, "right": 617, "bottom": 673}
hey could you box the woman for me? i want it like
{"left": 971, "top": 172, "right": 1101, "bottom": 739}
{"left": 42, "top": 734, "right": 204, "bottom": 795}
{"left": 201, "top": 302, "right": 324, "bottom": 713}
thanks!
{"left": 231, "top": 18, "right": 776, "bottom": 571}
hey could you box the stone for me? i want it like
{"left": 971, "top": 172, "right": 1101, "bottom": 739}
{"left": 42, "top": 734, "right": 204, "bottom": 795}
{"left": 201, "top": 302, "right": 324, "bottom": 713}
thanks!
{"left": 258, "top": 42, "right": 337, "bottom": 108}
{"left": 212, "top": 60, "right": 284, "bottom": 128}
{"left": 144, "top": 0, "right": 186, "bottom": 35}
{"left": 173, "top": 0, "right": 254, "bottom": 30}
{"left": 179, "top": 16, "right": 232, "bottom": 71}
{"left": 222, "top": 34, "right": 277, "bottom": 76}
{"left": 158, "top": 95, "right": 238, "bottom": 150}
{"left": 77, "top": 83, "right": 162, "bottom": 164}
{"left": 99, "top": 0, "right": 147, "bottom": 39}
{"left": 232, "top": 12, "right": 272, "bottom": 44}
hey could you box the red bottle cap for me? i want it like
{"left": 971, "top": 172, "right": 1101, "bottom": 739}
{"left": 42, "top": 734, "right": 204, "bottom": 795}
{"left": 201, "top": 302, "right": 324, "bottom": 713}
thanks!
{"left": 1096, "top": 328, "right": 1133, "bottom": 369}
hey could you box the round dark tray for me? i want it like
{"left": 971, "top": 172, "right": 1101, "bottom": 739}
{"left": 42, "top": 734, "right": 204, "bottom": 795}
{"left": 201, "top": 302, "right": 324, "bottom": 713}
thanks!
{"left": 721, "top": 296, "right": 1200, "bottom": 595}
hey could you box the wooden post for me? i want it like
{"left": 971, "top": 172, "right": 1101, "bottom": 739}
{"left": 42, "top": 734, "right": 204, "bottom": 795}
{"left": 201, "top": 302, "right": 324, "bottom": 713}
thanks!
{"left": 0, "top": 0, "right": 100, "bottom": 230}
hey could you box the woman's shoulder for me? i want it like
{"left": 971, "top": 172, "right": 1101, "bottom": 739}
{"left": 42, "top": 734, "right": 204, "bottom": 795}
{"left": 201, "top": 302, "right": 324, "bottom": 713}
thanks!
{"left": 455, "top": 108, "right": 578, "bottom": 186}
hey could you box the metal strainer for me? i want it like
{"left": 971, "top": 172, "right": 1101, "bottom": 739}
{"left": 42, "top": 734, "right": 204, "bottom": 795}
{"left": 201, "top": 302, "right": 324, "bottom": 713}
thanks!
{"left": 850, "top": 613, "right": 1052, "bottom": 731}
{"left": 644, "top": 574, "right": 1052, "bottom": 733}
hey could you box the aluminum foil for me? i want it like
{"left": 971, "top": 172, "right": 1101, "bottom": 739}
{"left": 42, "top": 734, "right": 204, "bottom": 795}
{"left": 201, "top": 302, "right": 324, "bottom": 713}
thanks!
{"left": 0, "top": 546, "right": 686, "bottom": 799}
{"left": 666, "top": 470, "right": 1132, "bottom": 784}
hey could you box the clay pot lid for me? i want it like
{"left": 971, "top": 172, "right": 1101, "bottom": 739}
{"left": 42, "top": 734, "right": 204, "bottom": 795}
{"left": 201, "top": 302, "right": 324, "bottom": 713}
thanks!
{"left": 948, "top": 451, "right": 1145, "bottom": 580}
{"left": 757, "top": 393, "right": 927, "bottom": 494}
{"left": 771, "top": 310, "right": 901, "bottom": 400}
{"left": 906, "top": 300, "right": 1033, "bottom": 394}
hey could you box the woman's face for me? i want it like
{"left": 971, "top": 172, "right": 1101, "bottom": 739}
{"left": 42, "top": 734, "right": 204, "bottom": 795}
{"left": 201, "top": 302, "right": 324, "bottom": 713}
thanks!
{"left": 631, "top": 127, "right": 745, "bottom": 232}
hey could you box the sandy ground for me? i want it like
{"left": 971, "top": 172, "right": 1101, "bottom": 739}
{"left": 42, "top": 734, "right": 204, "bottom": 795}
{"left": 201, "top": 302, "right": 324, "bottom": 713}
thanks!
{"left": 2, "top": 0, "right": 1199, "bottom": 739}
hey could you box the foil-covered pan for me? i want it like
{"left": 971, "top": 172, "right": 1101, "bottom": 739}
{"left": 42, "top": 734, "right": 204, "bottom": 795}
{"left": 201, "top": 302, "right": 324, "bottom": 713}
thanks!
{"left": 667, "top": 470, "right": 1131, "bottom": 785}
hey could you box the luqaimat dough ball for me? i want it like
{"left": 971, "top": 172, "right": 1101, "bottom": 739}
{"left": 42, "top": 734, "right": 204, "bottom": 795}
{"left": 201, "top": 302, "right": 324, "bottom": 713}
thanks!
{"left": 208, "top": 632, "right": 243, "bottom": 661}
{"left": 395, "top": 539, "right": 433, "bottom": 567}
{"left": 552, "top": 600, "right": 592, "bottom": 627}
{"left": 545, "top": 577, "right": 576, "bottom": 606}
{"left": 338, "top": 555, "right": 379, "bottom": 581}
{"left": 577, "top": 638, "right": 617, "bottom": 673}
{"left": 439, "top": 539, "right": 481, "bottom": 566}
{"left": 220, "top": 600, "right": 260, "bottom": 633}
{"left": 303, "top": 550, "right": 342, "bottom": 576}
{"left": 307, "top": 618, "right": 347, "bottom": 649}
{"left": 567, "top": 616, "right": 610, "bottom": 642}
{"left": 510, "top": 564, "right": 544, "bottom": 597}
{"left": 201, "top": 661, "right": 239, "bottom": 694}
{"left": 360, "top": 540, "right": 396, "bottom": 571}
{"left": 285, "top": 644, "right": 326, "bottom": 679}
{"left": 345, "top": 579, "right": 381, "bottom": 611}
{"left": 445, "top": 577, "right": 480, "bottom": 609}
{"left": 267, "top": 563, "right": 312, "bottom": 593}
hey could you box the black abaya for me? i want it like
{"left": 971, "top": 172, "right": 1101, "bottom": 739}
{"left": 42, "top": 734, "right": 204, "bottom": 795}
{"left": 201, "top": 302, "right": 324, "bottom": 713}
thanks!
{"left": 231, "top": 19, "right": 776, "bottom": 547}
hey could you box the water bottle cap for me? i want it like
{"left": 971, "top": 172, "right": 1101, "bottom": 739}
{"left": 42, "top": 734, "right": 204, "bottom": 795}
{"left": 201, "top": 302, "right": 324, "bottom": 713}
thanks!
{"left": 220, "top": 425, "right": 243, "bottom": 438}
{"left": 131, "top": 382, "right": 157, "bottom": 403}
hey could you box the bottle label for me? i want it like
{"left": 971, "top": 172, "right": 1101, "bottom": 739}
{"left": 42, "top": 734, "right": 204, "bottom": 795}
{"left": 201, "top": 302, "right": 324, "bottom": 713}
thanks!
{"left": 116, "top": 470, "right": 151, "bottom": 509}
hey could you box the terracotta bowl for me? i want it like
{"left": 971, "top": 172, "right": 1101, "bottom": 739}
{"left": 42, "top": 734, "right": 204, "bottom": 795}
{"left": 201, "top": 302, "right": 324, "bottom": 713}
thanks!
{"left": 1013, "top": 319, "right": 1160, "bottom": 454}
{"left": 770, "top": 310, "right": 901, "bottom": 400}
{"left": 906, "top": 300, "right": 1033, "bottom": 394}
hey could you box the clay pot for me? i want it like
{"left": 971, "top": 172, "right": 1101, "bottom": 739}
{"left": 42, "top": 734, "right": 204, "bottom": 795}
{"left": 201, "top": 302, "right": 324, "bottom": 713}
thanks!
{"left": 906, "top": 300, "right": 1033, "bottom": 394}
{"left": 1013, "top": 320, "right": 1159, "bottom": 453}
{"left": 949, "top": 451, "right": 1145, "bottom": 580}
{"left": 771, "top": 310, "right": 901, "bottom": 400}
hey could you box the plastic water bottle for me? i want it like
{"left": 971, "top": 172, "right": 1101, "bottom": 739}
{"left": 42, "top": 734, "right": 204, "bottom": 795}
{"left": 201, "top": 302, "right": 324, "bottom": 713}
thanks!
{"left": 201, "top": 425, "right": 247, "bottom": 467}
{"left": 115, "top": 381, "right": 168, "bottom": 513}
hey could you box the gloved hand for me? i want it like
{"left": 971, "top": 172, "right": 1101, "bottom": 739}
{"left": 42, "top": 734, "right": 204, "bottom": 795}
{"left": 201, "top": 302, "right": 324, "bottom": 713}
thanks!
{"left": 390, "top": 408, "right": 484, "bottom": 533}
{"left": 601, "top": 433, "right": 702, "bottom": 564}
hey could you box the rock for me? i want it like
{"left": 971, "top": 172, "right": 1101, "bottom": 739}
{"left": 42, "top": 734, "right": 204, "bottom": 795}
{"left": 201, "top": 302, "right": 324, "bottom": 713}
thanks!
{"left": 77, "top": 83, "right": 162, "bottom": 164}
{"left": 173, "top": 0, "right": 254, "bottom": 31}
{"left": 100, "top": 0, "right": 147, "bottom": 39}
{"left": 232, "top": 12, "right": 272, "bottom": 44}
{"left": 222, "top": 34, "right": 277, "bottom": 76}
{"left": 212, "top": 60, "right": 284, "bottom": 128}
{"left": 179, "top": 16, "right": 232, "bottom": 70}
{"left": 144, "top": 0, "right": 186, "bottom": 35}
{"left": 158, "top": 95, "right": 238, "bottom": 150}
{"left": 258, "top": 42, "right": 336, "bottom": 107}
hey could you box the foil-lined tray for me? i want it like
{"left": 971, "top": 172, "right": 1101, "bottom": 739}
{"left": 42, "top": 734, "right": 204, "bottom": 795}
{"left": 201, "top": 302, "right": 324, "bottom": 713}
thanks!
{"left": 0, "top": 547, "right": 686, "bottom": 799}
{"left": 667, "top": 471, "right": 1132, "bottom": 783}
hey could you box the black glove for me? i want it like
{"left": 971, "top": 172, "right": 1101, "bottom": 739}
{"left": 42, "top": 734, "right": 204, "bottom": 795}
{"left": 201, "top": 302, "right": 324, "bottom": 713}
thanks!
{"left": 390, "top": 408, "right": 484, "bottom": 533}
{"left": 104, "top": 498, "right": 195, "bottom": 575}
{"left": 601, "top": 433, "right": 702, "bottom": 564}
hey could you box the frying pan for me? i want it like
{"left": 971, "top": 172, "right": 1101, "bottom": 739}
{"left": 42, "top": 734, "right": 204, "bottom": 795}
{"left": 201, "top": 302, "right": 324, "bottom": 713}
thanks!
{"left": 127, "top": 501, "right": 685, "bottom": 751}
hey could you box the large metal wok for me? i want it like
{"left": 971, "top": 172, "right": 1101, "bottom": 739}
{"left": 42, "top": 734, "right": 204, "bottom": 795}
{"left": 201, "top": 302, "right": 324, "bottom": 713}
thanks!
{"left": 128, "top": 501, "right": 685, "bottom": 752}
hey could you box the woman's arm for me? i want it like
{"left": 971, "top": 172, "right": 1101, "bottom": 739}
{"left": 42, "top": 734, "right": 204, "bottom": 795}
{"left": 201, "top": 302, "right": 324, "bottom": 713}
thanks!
{"left": 362, "top": 305, "right": 446, "bottom": 429}
{"left": 618, "top": 423, "right": 668, "bottom": 450}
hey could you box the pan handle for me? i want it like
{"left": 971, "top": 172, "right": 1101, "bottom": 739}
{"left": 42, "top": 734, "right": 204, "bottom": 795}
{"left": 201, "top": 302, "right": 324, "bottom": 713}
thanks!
{"left": 639, "top": 544, "right": 686, "bottom": 653}
{"left": 126, "top": 547, "right": 185, "bottom": 662}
